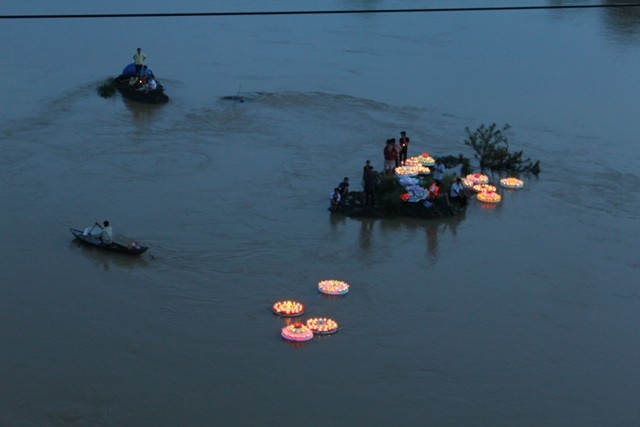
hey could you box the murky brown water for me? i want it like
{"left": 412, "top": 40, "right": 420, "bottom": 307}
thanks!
{"left": 1, "top": 1, "right": 639, "bottom": 426}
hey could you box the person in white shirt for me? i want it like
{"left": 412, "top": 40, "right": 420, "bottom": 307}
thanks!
{"left": 330, "top": 188, "right": 341, "bottom": 212}
{"left": 449, "top": 177, "right": 467, "bottom": 208}
{"left": 432, "top": 159, "right": 445, "bottom": 183}
{"left": 97, "top": 220, "right": 113, "bottom": 244}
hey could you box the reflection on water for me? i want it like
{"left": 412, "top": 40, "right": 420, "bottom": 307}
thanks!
{"left": 68, "top": 239, "right": 151, "bottom": 272}
{"left": 603, "top": 0, "right": 640, "bottom": 42}
{"left": 549, "top": 0, "right": 640, "bottom": 43}
{"left": 358, "top": 218, "right": 375, "bottom": 251}
{"left": 2, "top": 2, "right": 640, "bottom": 426}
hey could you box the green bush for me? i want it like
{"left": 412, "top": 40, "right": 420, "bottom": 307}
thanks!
{"left": 464, "top": 123, "right": 540, "bottom": 175}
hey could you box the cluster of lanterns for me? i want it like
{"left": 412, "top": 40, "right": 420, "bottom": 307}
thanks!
{"left": 272, "top": 300, "right": 305, "bottom": 317}
{"left": 463, "top": 173, "right": 490, "bottom": 187}
{"left": 273, "top": 279, "right": 349, "bottom": 343}
{"left": 318, "top": 280, "right": 350, "bottom": 295}
{"left": 468, "top": 175, "right": 524, "bottom": 204}
{"left": 476, "top": 191, "right": 502, "bottom": 204}
{"left": 500, "top": 177, "right": 524, "bottom": 189}
{"left": 471, "top": 176, "right": 501, "bottom": 204}
{"left": 281, "top": 322, "right": 315, "bottom": 341}
{"left": 394, "top": 153, "right": 437, "bottom": 177}
{"left": 412, "top": 153, "right": 436, "bottom": 166}
{"left": 394, "top": 163, "right": 430, "bottom": 177}
{"left": 472, "top": 183, "right": 496, "bottom": 193}
{"left": 391, "top": 148, "right": 527, "bottom": 207}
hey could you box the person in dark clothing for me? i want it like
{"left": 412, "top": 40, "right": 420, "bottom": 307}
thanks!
{"left": 399, "top": 131, "right": 410, "bottom": 165}
{"left": 363, "top": 166, "right": 376, "bottom": 206}
{"left": 362, "top": 160, "right": 371, "bottom": 187}
{"left": 337, "top": 177, "right": 349, "bottom": 199}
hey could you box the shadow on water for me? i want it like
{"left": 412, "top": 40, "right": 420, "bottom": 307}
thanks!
{"left": 358, "top": 218, "right": 376, "bottom": 251}
{"left": 358, "top": 212, "right": 467, "bottom": 260}
{"left": 68, "top": 239, "right": 152, "bottom": 271}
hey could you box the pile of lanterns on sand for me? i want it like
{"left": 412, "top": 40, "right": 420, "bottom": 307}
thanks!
{"left": 273, "top": 280, "right": 349, "bottom": 343}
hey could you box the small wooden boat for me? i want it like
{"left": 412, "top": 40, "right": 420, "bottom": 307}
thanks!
{"left": 112, "top": 63, "right": 169, "bottom": 104}
{"left": 70, "top": 227, "right": 148, "bottom": 255}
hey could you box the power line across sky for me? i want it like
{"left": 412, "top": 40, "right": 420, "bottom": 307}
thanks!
{"left": 2, "top": 3, "right": 640, "bottom": 20}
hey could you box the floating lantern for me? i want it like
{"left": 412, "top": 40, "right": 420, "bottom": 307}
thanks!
{"left": 412, "top": 153, "right": 435, "bottom": 166}
{"left": 466, "top": 173, "right": 489, "bottom": 185}
{"left": 472, "top": 184, "right": 497, "bottom": 193}
{"left": 500, "top": 177, "right": 524, "bottom": 189}
{"left": 394, "top": 164, "right": 430, "bottom": 177}
{"left": 272, "top": 300, "right": 305, "bottom": 317}
{"left": 281, "top": 322, "right": 314, "bottom": 342}
{"left": 477, "top": 191, "right": 502, "bottom": 204}
{"left": 462, "top": 178, "right": 474, "bottom": 188}
{"left": 306, "top": 318, "right": 339, "bottom": 335}
{"left": 318, "top": 280, "right": 350, "bottom": 295}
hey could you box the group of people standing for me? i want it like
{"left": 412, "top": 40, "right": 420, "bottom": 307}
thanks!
{"left": 328, "top": 129, "right": 468, "bottom": 212}
{"left": 383, "top": 131, "right": 410, "bottom": 175}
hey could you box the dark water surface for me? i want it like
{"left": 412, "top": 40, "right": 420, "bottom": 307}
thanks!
{"left": 1, "top": 1, "right": 639, "bottom": 426}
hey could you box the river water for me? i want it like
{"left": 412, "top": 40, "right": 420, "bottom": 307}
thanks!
{"left": 1, "top": 1, "right": 639, "bottom": 426}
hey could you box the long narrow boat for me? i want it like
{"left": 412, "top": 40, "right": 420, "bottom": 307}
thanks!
{"left": 69, "top": 228, "right": 148, "bottom": 255}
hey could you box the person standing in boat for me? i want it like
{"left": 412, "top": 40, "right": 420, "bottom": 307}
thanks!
{"left": 133, "top": 47, "right": 146, "bottom": 76}
{"left": 95, "top": 220, "right": 113, "bottom": 244}
{"left": 399, "top": 131, "right": 410, "bottom": 165}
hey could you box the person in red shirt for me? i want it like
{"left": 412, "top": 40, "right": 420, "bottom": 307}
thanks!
{"left": 383, "top": 139, "right": 397, "bottom": 175}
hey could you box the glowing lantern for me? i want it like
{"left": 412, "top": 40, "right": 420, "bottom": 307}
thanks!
{"left": 281, "top": 322, "right": 314, "bottom": 342}
{"left": 413, "top": 153, "right": 435, "bottom": 166}
{"left": 500, "top": 177, "right": 524, "bottom": 189}
{"left": 466, "top": 173, "right": 489, "bottom": 185}
{"left": 318, "top": 280, "right": 350, "bottom": 295}
{"left": 394, "top": 164, "right": 430, "bottom": 177}
{"left": 306, "top": 318, "right": 339, "bottom": 335}
{"left": 477, "top": 191, "right": 502, "bottom": 204}
{"left": 472, "top": 184, "right": 497, "bottom": 193}
{"left": 272, "top": 300, "right": 305, "bottom": 317}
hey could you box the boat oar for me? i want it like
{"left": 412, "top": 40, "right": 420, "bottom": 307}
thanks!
{"left": 82, "top": 222, "right": 98, "bottom": 237}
